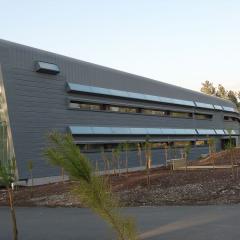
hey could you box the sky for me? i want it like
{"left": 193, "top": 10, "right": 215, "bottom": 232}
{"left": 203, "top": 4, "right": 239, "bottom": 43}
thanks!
{"left": 1, "top": 0, "right": 240, "bottom": 92}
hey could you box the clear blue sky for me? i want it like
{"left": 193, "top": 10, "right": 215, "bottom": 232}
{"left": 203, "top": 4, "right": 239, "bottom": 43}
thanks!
{"left": 1, "top": 0, "right": 240, "bottom": 91}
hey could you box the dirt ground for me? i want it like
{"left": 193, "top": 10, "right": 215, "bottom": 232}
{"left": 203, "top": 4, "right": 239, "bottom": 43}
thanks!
{"left": 1, "top": 166, "right": 240, "bottom": 207}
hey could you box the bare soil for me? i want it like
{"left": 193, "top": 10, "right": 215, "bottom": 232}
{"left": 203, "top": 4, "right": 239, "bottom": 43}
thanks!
{"left": 1, "top": 167, "right": 240, "bottom": 207}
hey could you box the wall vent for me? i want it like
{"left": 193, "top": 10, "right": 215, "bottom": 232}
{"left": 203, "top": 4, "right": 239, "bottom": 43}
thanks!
{"left": 35, "top": 61, "right": 60, "bottom": 75}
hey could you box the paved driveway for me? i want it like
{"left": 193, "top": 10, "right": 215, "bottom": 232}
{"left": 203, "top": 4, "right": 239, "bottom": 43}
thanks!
{"left": 1, "top": 205, "right": 240, "bottom": 240}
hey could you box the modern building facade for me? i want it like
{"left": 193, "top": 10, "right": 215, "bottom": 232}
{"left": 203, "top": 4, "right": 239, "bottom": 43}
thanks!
{"left": 0, "top": 39, "right": 239, "bottom": 181}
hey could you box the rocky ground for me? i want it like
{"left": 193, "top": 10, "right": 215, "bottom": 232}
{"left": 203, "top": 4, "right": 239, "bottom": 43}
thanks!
{"left": 1, "top": 167, "right": 240, "bottom": 207}
{"left": 117, "top": 169, "right": 240, "bottom": 206}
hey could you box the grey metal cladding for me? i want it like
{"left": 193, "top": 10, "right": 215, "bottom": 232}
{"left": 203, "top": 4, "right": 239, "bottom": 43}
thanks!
{"left": 0, "top": 39, "right": 239, "bottom": 180}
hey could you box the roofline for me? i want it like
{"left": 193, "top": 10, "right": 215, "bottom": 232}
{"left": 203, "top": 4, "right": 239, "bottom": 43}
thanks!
{"left": 0, "top": 38, "right": 235, "bottom": 106}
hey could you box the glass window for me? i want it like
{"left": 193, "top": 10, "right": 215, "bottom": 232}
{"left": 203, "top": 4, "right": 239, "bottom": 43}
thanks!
{"left": 69, "top": 102, "right": 80, "bottom": 108}
{"left": 224, "top": 116, "right": 240, "bottom": 122}
{"left": 142, "top": 109, "right": 166, "bottom": 116}
{"left": 152, "top": 142, "right": 168, "bottom": 149}
{"left": 69, "top": 101, "right": 102, "bottom": 110}
{"left": 80, "top": 103, "right": 101, "bottom": 110}
{"left": 195, "top": 113, "right": 212, "bottom": 120}
{"left": 78, "top": 144, "right": 105, "bottom": 153}
{"left": 170, "top": 112, "right": 192, "bottom": 118}
{"left": 109, "top": 105, "right": 138, "bottom": 113}
{"left": 224, "top": 116, "right": 230, "bottom": 121}
{"left": 195, "top": 140, "right": 207, "bottom": 146}
{"left": 173, "top": 141, "right": 191, "bottom": 147}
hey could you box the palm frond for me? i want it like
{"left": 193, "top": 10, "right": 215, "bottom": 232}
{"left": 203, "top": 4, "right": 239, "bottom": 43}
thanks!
{"left": 44, "top": 132, "right": 137, "bottom": 240}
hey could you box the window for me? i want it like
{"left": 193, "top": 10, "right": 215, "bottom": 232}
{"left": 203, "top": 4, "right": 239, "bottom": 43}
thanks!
{"left": 195, "top": 113, "right": 212, "bottom": 120}
{"left": 109, "top": 105, "right": 138, "bottom": 113}
{"left": 69, "top": 99, "right": 208, "bottom": 120}
{"left": 78, "top": 143, "right": 139, "bottom": 153}
{"left": 141, "top": 109, "right": 166, "bottom": 116}
{"left": 224, "top": 116, "right": 240, "bottom": 122}
{"left": 78, "top": 141, "right": 209, "bottom": 153}
{"left": 224, "top": 116, "right": 230, "bottom": 121}
{"left": 170, "top": 112, "right": 192, "bottom": 118}
{"left": 173, "top": 141, "right": 192, "bottom": 147}
{"left": 78, "top": 144, "right": 105, "bottom": 152}
{"left": 151, "top": 142, "right": 168, "bottom": 149}
{"left": 69, "top": 101, "right": 102, "bottom": 110}
{"left": 195, "top": 140, "right": 207, "bottom": 146}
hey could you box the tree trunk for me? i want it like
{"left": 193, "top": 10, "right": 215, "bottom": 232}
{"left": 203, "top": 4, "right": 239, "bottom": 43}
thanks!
{"left": 185, "top": 156, "right": 187, "bottom": 172}
{"left": 7, "top": 187, "right": 18, "bottom": 240}
{"left": 125, "top": 149, "right": 128, "bottom": 176}
{"left": 212, "top": 153, "right": 215, "bottom": 170}
{"left": 111, "top": 150, "right": 116, "bottom": 175}
{"left": 101, "top": 151, "right": 107, "bottom": 175}
{"left": 138, "top": 147, "right": 142, "bottom": 167}
{"left": 30, "top": 171, "right": 34, "bottom": 198}
{"left": 231, "top": 149, "right": 235, "bottom": 180}
{"left": 164, "top": 146, "right": 168, "bottom": 166}
{"left": 61, "top": 168, "right": 64, "bottom": 183}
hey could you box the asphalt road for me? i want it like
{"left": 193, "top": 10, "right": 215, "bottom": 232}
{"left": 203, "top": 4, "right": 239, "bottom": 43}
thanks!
{"left": 1, "top": 205, "right": 240, "bottom": 240}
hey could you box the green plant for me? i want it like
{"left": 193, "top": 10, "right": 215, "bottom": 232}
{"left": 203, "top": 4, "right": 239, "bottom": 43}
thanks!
{"left": 44, "top": 132, "right": 137, "bottom": 240}
{"left": 0, "top": 158, "right": 18, "bottom": 240}
{"left": 27, "top": 160, "right": 34, "bottom": 197}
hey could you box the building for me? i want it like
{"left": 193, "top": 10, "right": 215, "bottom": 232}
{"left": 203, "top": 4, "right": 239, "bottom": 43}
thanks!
{"left": 0, "top": 39, "right": 239, "bottom": 181}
